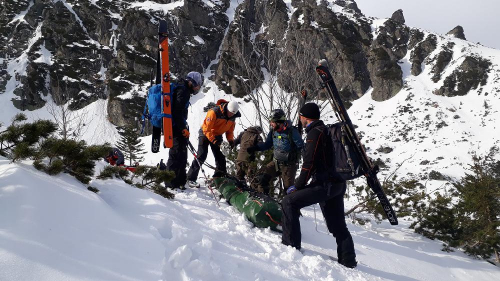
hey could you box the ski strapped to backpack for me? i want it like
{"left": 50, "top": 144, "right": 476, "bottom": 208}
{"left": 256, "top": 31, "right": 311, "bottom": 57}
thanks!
{"left": 140, "top": 19, "right": 174, "bottom": 153}
{"left": 159, "top": 19, "right": 173, "bottom": 149}
{"left": 315, "top": 59, "right": 398, "bottom": 225}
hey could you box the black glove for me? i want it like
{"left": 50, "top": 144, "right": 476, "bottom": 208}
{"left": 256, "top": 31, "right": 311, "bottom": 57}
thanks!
{"left": 228, "top": 140, "right": 235, "bottom": 149}
{"left": 247, "top": 146, "right": 258, "bottom": 153}
{"left": 213, "top": 138, "right": 223, "bottom": 147}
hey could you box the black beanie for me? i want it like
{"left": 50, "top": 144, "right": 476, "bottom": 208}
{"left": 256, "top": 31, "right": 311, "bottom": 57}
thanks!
{"left": 300, "top": 103, "right": 320, "bottom": 120}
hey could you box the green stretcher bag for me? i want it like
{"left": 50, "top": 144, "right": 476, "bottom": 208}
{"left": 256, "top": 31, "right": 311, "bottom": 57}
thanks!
{"left": 213, "top": 177, "right": 282, "bottom": 231}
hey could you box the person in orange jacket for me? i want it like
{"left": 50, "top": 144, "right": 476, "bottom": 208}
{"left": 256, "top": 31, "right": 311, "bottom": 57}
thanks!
{"left": 186, "top": 99, "right": 241, "bottom": 187}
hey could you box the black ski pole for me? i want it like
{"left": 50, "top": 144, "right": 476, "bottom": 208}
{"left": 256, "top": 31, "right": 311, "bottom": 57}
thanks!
{"left": 187, "top": 140, "right": 220, "bottom": 207}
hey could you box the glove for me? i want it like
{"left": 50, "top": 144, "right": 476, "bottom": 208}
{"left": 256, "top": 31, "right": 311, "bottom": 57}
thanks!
{"left": 247, "top": 146, "right": 258, "bottom": 153}
{"left": 228, "top": 140, "right": 235, "bottom": 149}
{"left": 182, "top": 129, "right": 190, "bottom": 138}
{"left": 213, "top": 138, "right": 223, "bottom": 147}
{"left": 286, "top": 185, "right": 297, "bottom": 194}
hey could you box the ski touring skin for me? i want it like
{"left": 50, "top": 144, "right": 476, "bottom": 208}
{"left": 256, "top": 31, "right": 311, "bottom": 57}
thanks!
{"left": 315, "top": 59, "right": 398, "bottom": 225}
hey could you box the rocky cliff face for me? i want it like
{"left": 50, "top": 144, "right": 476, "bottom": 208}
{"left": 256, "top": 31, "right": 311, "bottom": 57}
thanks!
{"left": 0, "top": 0, "right": 495, "bottom": 129}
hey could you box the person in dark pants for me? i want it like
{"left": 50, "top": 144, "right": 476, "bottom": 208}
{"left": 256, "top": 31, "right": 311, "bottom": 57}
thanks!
{"left": 234, "top": 126, "right": 263, "bottom": 187}
{"left": 281, "top": 102, "right": 357, "bottom": 268}
{"left": 247, "top": 109, "right": 304, "bottom": 197}
{"left": 186, "top": 99, "right": 241, "bottom": 187}
{"left": 165, "top": 72, "right": 202, "bottom": 190}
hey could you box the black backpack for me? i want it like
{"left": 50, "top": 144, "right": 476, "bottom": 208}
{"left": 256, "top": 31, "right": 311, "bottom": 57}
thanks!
{"left": 324, "top": 122, "right": 365, "bottom": 181}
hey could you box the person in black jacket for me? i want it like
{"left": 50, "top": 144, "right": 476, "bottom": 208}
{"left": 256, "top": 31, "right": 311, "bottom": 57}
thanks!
{"left": 281, "top": 102, "right": 357, "bottom": 268}
{"left": 165, "top": 71, "right": 203, "bottom": 190}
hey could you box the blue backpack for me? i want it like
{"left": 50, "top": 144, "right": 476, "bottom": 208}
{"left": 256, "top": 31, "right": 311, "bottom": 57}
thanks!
{"left": 144, "top": 84, "right": 163, "bottom": 128}
{"left": 141, "top": 83, "right": 187, "bottom": 133}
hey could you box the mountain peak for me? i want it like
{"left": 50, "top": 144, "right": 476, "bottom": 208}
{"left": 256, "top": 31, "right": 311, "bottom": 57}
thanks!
{"left": 391, "top": 9, "right": 405, "bottom": 24}
{"left": 447, "top": 25, "right": 466, "bottom": 40}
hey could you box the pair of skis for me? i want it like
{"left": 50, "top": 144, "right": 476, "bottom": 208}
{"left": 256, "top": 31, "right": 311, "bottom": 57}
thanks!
{"left": 151, "top": 20, "right": 173, "bottom": 152}
{"left": 315, "top": 60, "right": 398, "bottom": 225}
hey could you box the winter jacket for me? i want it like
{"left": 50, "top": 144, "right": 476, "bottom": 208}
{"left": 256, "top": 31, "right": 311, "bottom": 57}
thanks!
{"left": 255, "top": 120, "right": 304, "bottom": 163}
{"left": 295, "top": 120, "right": 332, "bottom": 190}
{"left": 171, "top": 80, "right": 192, "bottom": 134}
{"left": 201, "top": 99, "right": 241, "bottom": 143}
{"left": 105, "top": 148, "right": 124, "bottom": 166}
{"left": 234, "top": 127, "right": 263, "bottom": 162}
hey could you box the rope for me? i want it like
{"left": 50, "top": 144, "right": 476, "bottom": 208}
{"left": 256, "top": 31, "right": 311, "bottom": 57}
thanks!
{"left": 265, "top": 211, "right": 281, "bottom": 226}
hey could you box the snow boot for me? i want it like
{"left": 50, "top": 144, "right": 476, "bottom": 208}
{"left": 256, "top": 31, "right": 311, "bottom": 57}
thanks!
{"left": 188, "top": 180, "right": 200, "bottom": 188}
{"left": 337, "top": 235, "right": 357, "bottom": 268}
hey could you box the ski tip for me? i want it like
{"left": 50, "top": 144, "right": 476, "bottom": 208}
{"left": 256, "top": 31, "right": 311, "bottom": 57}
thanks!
{"left": 318, "top": 59, "right": 328, "bottom": 67}
{"left": 159, "top": 19, "right": 168, "bottom": 32}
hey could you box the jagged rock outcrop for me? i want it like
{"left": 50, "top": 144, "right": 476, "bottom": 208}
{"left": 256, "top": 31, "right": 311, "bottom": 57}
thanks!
{"left": 410, "top": 34, "right": 437, "bottom": 76}
{"left": 447, "top": 25, "right": 466, "bottom": 40}
{"left": 1, "top": 0, "right": 229, "bottom": 127}
{"left": 434, "top": 56, "right": 491, "bottom": 96}
{"left": 431, "top": 42, "right": 454, "bottom": 82}
{"left": 216, "top": 0, "right": 372, "bottom": 103}
{"left": 281, "top": 0, "right": 372, "bottom": 102}
{"left": 390, "top": 9, "right": 405, "bottom": 24}
{"left": 333, "top": 0, "right": 362, "bottom": 14}
{"left": 368, "top": 15, "right": 409, "bottom": 101}
{"left": 215, "top": 0, "right": 288, "bottom": 97}
{"left": 408, "top": 29, "right": 425, "bottom": 50}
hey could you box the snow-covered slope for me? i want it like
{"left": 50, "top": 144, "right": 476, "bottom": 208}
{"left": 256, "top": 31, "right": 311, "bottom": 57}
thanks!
{"left": 1, "top": 157, "right": 499, "bottom": 281}
{"left": 347, "top": 34, "right": 500, "bottom": 180}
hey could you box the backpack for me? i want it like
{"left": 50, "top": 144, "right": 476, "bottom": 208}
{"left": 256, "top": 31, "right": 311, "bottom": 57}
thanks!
{"left": 273, "top": 124, "right": 299, "bottom": 163}
{"left": 324, "top": 122, "right": 365, "bottom": 181}
{"left": 141, "top": 83, "right": 186, "bottom": 132}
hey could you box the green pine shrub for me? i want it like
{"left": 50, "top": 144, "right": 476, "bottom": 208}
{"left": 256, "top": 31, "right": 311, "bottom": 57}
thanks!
{"left": 35, "top": 138, "right": 110, "bottom": 184}
{"left": 0, "top": 114, "right": 57, "bottom": 160}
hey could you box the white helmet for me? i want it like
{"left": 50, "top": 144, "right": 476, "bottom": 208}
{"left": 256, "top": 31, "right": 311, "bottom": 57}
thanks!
{"left": 227, "top": 101, "right": 239, "bottom": 114}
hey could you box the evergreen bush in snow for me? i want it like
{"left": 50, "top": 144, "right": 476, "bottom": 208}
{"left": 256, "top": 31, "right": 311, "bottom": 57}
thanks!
{"left": 34, "top": 138, "right": 110, "bottom": 184}
{"left": 0, "top": 114, "right": 57, "bottom": 160}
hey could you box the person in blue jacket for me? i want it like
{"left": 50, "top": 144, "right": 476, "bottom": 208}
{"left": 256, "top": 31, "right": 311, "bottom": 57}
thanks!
{"left": 247, "top": 109, "right": 304, "bottom": 196}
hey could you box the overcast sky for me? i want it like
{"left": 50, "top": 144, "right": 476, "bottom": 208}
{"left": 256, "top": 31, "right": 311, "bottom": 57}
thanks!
{"left": 354, "top": 0, "right": 500, "bottom": 50}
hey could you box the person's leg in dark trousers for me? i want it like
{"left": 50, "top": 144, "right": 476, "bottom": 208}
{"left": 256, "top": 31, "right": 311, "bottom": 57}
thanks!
{"left": 258, "top": 161, "right": 279, "bottom": 195}
{"left": 320, "top": 182, "right": 356, "bottom": 267}
{"left": 281, "top": 182, "right": 335, "bottom": 249}
{"left": 209, "top": 141, "right": 226, "bottom": 176}
{"left": 280, "top": 162, "right": 298, "bottom": 191}
{"left": 186, "top": 135, "right": 210, "bottom": 181}
{"left": 235, "top": 161, "right": 247, "bottom": 181}
{"left": 166, "top": 133, "right": 188, "bottom": 188}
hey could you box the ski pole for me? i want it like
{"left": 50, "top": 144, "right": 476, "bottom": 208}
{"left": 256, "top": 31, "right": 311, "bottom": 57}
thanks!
{"left": 187, "top": 140, "right": 220, "bottom": 207}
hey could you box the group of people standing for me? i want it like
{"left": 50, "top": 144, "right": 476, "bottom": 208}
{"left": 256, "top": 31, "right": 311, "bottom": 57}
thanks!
{"left": 154, "top": 71, "right": 357, "bottom": 268}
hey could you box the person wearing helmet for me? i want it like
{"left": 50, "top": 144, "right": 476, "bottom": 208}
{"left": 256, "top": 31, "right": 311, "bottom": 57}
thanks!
{"left": 164, "top": 71, "right": 203, "bottom": 190}
{"left": 233, "top": 126, "right": 264, "bottom": 186}
{"left": 247, "top": 109, "right": 304, "bottom": 197}
{"left": 186, "top": 99, "right": 241, "bottom": 187}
